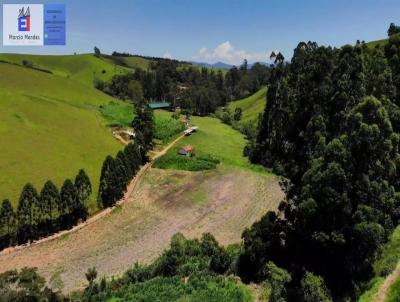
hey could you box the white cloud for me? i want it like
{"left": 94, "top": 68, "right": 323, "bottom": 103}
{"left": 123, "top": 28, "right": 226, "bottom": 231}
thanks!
{"left": 163, "top": 51, "right": 172, "bottom": 59}
{"left": 194, "top": 41, "right": 275, "bottom": 65}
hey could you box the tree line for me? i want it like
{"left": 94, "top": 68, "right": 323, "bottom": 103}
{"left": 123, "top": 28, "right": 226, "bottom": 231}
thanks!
{"left": 98, "top": 87, "right": 153, "bottom": 208}
{"left": 0, "top": 140, "right": 148, "bottom": 252}
{"left": 97, "top": 90, "right": 154, "bottom": 208}
{"left": 0, "top": 169, "right": 91, "bottom": 250}
{"left": 0, "top": 77, "right": 155, "bottom": 251}
{"left": 110, "top": 51, "right": 191, "bottom": 64}
{"left": 240, "top": 24, "right": 400, "bottom": 301}
{"left": 388, "top": 22, "right": 400, "bottom": 37}
{"left": 98, "top": 142, "right": 145, "bottom": 208}
{"left": 95, "top": 57, "right": 271, "bottom": 116}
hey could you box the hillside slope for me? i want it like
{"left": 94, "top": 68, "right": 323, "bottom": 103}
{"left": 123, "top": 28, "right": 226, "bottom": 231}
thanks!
{"left": 0, "top": 53, "right": 133, "bottom": 86}
{"left": 0, "top": 62, "right": 122, "bottom": 212}
{"left": 228, "top": 86, "right": 267, "bottom": 125}
{"left": 223, "top": 86, "right": 267, "bottom": 138}
{"left": 102, "top": 55, "right": 151, "bottom": 70}
{"left": 365, "top": 33, "right": 400, "bottom": 49}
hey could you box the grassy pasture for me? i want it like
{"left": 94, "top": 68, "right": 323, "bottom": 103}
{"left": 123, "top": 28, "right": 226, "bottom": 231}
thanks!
{"left": 103, "top": 55, "right": 151, "bottom": 70}
{"left": 100, "top": 101, "right": 133, "bottom": 126}
{"left": 0, "top": 62, "right": 122, "bottom": 212}
{"left": 0, "top": 66, "right": 187, "bottom": 212}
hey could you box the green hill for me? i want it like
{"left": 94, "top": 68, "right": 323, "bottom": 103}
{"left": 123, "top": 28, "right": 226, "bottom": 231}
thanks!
{"left": 366, "top": 38, "right": 389, "bottom": 48}
{"left": 0, "top": 53, "right": 133, "bottom": 87}
{"left": 228, "top": 86, "right": 267, "bottom": 124}
{"left": 0, "top": 53, "right": 222, "bottom": 89}
{"left": 0, "top": 52, "right": 222, "bottom": 212}
{"left": 222, "top": 86, "right": 267, "bottom": 138}
{"left": 103, "top": 55, "right": 152, "bottom": 70}
{"left": 0, "top": 61, "right": 122, "bottom": 213}
{"left": 365, "top": 33, "right": 400, "bottom": 49}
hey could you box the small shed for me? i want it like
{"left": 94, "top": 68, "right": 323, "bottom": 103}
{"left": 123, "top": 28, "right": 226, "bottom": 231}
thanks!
{"left": 178, "top": 145, "right": 194, "bottom": 156}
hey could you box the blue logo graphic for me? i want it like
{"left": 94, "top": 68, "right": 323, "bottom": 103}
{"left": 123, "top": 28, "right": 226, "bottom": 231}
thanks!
{"left": 18, "top": 7, "right": 30, "bottom": 31}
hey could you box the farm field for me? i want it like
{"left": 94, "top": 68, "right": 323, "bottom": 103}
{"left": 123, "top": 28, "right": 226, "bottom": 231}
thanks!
{"left": 0, "top": 164, "right": 282, "bottom": 292}
{"left": 0, "top": 112, "right": 282, "bottom": 292}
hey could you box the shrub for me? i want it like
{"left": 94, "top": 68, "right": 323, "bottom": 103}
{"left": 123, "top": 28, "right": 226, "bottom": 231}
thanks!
{"left": 153, "top": 153, "right": 220, "bottom": 171}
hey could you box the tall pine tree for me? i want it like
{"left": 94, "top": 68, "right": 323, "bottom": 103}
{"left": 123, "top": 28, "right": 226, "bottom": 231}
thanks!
{"left": 39, "top": 180, "right": 60, "bottom": 225}
{"left": 17, "top": 183, "right": 40, "bottom": 242}
{"left": 1, "top": 199, "right": 14, "bottom": 238}
{"left": 75, "top": 169, "right": 92, "bottom": 205}
{"left": 98, "top": 156, "right": 118, "bottom": 208}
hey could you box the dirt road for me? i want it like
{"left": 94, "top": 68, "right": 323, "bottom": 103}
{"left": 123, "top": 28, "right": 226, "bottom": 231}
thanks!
{"left": 0, "top": 135, "right": 185, "bottom": 257}
{"left": 373, "top": 263, "right": 400, "bottom": 302}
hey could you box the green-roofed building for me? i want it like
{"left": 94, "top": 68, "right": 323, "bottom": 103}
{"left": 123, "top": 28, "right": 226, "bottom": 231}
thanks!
{"left": 149, "top": 101, "right": 171, "bottom": 109}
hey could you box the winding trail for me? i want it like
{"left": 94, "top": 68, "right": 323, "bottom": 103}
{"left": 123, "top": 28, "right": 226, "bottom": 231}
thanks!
{"left": 0, "top": 134, "right": 184, "bottom": 257}
{"left": 373, "top": 263, "right": 400, "bottom": 302}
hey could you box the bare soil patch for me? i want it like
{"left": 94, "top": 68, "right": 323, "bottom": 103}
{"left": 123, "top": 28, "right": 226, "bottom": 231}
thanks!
{"left": 0, "top": 166, "right": 283, "bottom": 293}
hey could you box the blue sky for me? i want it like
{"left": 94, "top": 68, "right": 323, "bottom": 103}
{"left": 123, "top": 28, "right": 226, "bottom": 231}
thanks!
{"left": 1, "top": 0, "right": 399, "bottom": 64}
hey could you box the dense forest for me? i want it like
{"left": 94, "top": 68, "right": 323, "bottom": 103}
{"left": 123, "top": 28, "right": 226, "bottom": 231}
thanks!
{"left": 242, "top": 26, "right": 400, "bottom": 300}
{"left": 96, "top": 57, "right": 271, "bottom": 116}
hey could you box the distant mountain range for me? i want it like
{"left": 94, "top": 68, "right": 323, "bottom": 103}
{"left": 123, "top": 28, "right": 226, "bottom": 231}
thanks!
{"left": 190, "top": 61, "right": 270, "bottom": 70}
{"left": 190, "top": 61, "right": 233, "bottom": 69}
